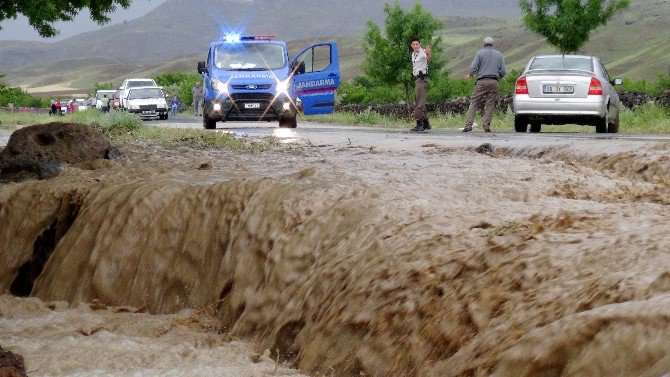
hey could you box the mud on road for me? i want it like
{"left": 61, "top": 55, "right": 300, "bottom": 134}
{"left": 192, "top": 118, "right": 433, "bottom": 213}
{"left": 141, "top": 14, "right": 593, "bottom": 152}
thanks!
{"left": 1, "top": 127, "right": 670, "bottom": 376}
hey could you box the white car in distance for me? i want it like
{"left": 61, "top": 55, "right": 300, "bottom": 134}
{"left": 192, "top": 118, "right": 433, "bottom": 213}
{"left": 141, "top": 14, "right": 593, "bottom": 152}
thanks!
{"left": 124, "top": 86, "right": 169, "bottom": 120}
{"left": 95, "top": 90, "right": 117, "bottom": 109}
{"left": 119, "top": 78, "right": 159, "bottom": 110}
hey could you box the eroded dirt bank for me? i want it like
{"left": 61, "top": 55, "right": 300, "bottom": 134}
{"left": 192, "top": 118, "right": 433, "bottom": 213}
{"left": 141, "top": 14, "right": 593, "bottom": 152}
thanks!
{"left": 2, "top": 139, "right": 670, "bottom": 376}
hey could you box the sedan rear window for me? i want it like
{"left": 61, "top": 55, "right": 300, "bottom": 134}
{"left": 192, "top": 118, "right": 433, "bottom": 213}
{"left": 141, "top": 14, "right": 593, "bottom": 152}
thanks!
{"left": 530, "top": 57, "right": 593, "bottom": 72}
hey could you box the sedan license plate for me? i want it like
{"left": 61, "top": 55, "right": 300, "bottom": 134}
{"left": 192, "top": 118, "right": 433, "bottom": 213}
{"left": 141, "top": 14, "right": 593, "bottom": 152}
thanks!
{"left": 244, "top": 103, "right": 261, "bottom": 109}
{"left": 543, "top": 85, "right": 574, "bottom": 94}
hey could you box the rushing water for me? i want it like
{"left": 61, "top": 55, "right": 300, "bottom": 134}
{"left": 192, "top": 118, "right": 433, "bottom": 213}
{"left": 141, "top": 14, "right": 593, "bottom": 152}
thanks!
{"left": 2, "top": 141, "right": 670, "bottom": 376}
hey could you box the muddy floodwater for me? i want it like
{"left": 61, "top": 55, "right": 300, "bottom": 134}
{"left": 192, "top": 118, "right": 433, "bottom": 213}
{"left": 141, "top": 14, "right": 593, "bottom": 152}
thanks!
{"left": 2, "top": 131, "right": 670, "bottom": 376}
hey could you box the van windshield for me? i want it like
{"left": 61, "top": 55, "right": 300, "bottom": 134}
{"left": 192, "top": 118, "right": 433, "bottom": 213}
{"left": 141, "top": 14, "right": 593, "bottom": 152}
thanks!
{"left": 214, "top": 43, "right": 286, "bottom": 71}
{"left": 128, "top": 88, "right": 164, "bottom": 100}
{"left": 529, "top": 57, "right": 594, "bottom": 72}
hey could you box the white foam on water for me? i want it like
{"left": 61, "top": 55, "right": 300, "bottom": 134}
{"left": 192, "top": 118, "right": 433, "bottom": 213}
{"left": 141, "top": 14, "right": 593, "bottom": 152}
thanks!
{"left": 0, "top": 296, "right": 308, "bottom": 377}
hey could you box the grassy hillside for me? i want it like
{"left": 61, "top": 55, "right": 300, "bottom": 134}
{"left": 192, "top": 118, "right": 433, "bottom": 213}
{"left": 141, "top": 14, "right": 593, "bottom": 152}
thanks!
{"left": 0, "top": 0, "right": 519, "bottom": 72}
{"left": 5, "top": 0, "right": 670, "bottom": 94}
{"left": 442, "top": 0, "right": 670, "bottom": 80}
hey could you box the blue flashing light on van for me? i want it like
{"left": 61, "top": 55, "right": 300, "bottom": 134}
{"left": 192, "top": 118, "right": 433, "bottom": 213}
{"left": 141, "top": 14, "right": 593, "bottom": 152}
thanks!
{"left": 197, "top": 34, "right": 340, "bottom": 129}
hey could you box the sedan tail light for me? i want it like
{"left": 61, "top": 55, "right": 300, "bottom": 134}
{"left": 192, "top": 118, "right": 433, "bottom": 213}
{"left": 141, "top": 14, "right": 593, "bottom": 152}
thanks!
{"left": 588, "top": 77, "right": 603, "bottom": 95}
{"left": 515, "top": 76, "right": 528, "bottom": 95}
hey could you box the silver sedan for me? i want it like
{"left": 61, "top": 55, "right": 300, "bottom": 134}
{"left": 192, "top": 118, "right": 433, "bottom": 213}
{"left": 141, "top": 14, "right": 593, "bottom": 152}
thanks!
{"left": 513, "top": 55, "right": 623, "bottom": 133}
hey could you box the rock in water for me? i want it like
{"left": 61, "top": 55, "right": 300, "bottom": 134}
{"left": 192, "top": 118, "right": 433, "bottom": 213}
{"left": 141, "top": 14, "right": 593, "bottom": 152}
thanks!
{"left": 476, "top": 143, "right": 495, "bottom": 155}
{"left": 0, "top": 346, "right": 27, "bottom": 377}
{"left": 0, "top": 122, "right": 121, "bottom": 182}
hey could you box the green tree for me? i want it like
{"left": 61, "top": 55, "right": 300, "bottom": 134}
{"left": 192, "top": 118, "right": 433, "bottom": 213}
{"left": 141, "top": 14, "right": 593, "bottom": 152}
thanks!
{"left": 520, "top": 0, "right": 630, "bottom": 54}
{"left": 154, "top": 72, "right": 202, "bottom": 107}
{"left": 94, "top": 82, "right": 114, "bottom": 91}
{"left": 363, "top": 3, "right": 445, "bottom": 110}
{"left": 0, "top": 1, "right": 131, "bottom": 38}
{"left": 0, "top": 74, "right": 48, "bottom": 107}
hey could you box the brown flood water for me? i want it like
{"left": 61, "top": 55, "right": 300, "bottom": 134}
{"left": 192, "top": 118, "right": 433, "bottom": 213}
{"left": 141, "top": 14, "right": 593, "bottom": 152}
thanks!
{"left": 1, "top": 139, "right": 670, "bottom": 376}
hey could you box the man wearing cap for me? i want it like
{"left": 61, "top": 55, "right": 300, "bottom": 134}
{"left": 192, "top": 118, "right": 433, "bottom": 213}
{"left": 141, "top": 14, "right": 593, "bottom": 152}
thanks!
{"left": 191, "top": 82, "right": 204, "bottom": 117}
{"left": 463, "top": 37, "right": 507, "bottom": 133}
{"left": 410, "top": 37, "right": 431, "bottom": 132}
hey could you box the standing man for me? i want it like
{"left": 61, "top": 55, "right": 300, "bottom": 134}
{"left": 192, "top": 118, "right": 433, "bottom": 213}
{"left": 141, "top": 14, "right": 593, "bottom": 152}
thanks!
{"left": 100, "top": 95, "right": 110, "bottom": 113}
{"left": 410, "top": 37, "right": 431, "bottom": 132}
{"left": 191, "top": 82, "right": 204, "bottom": 117}
{"left": 463, "top": 37, "right": 507, "bottom": 133}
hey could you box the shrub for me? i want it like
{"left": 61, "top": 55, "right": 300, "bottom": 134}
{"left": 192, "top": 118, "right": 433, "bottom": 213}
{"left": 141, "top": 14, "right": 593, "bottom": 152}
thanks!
{"left": 621, "top": 73, "right": 670, "bottom": 97}
{"left": 0, "top": 80, "right": 49, "bottom": 108}
{"left": 94, "top": 111, "right": 142, "bottom": 136}
{"left": 337, "top": 81, "right": 405, "bottom": 105}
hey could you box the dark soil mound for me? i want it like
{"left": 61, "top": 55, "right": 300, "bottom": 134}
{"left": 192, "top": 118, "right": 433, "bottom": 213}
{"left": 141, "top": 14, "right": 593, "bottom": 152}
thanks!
{"left": 0, "top": 122, "right": 122, "bottom": 182}
{"left": 0, "top": 346, "right": 26, "bottom": 377}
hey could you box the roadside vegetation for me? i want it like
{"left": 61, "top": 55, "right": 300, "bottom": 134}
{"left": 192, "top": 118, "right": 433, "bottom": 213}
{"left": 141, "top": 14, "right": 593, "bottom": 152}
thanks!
{"left": 0, "top": 75, "right": 49, "bottom": 108}
{"left": 304, "top": 104, "right": 670, "bottom": 134}
{"left": 0, "top": 111, "right": 274, "bottom": 150}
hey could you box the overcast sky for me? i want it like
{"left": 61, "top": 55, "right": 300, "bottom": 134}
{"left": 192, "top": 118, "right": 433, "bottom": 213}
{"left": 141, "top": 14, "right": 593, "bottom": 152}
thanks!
{"left": 0, "top": 0, "right": 167, "bottom": 42}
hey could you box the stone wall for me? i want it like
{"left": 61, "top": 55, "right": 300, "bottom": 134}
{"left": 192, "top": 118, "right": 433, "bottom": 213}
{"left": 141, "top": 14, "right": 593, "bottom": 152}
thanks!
{"left": 334, "top": 90, "right": 670, "bottom": 117}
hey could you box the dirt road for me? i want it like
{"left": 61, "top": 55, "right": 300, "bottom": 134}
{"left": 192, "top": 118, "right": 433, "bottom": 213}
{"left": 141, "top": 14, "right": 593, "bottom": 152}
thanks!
{"left": 2, "top": 119, "right": 670, "bottom": 376}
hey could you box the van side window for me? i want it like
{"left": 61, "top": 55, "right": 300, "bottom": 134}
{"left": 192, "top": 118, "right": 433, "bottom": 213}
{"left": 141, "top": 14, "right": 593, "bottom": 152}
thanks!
{"left": 298, "top": 45, "right": 332, "bottom": 73}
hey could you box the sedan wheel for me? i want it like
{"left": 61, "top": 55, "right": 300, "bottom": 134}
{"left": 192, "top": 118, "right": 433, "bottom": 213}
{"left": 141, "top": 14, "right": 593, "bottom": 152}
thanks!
{"left": 607, "top": 111, "right": 620, "bottom": 133}
{"left": 596, "top": 111, "right": 609, "bottom": 134}
{"left": 530, "top": 123, "right": 542, "bottom": 133}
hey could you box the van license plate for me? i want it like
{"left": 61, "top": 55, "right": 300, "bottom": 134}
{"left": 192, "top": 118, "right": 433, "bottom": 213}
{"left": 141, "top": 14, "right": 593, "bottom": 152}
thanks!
{"left": 244, "top": 103, "right": 261, "bottom": 109}
{"left": 543, "top": 85, "right": 574, "bottom": 94}
{"left": 142, "top": 110, "right": 153, "bottom": 114}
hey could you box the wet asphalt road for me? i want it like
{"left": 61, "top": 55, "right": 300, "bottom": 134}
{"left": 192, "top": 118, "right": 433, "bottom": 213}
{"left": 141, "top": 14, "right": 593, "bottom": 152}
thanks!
{"left": 146, "top": 114, "right": 670, "bottom": 153}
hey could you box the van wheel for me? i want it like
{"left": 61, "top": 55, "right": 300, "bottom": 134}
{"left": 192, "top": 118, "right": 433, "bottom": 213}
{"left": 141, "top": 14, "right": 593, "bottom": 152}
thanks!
{"left": 529, "top": 123, "right": 541, "bottom": 133}
{"left": 514, "top": 115, "right": 528, "bottom": 132}
{"left": 203, "top": 113, "right": 216, "bottom": 129}
{"left": 279, "top": 115, "right": 297, "bottom": 128}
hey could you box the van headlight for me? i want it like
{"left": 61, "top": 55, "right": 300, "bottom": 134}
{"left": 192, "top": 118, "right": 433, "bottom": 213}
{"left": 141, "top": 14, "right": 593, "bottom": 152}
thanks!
{"left": 275, "top": 80, "right": 290, "bottom": 95}
{"left": 212, "top": 78, "right": 228, "bottom": 93}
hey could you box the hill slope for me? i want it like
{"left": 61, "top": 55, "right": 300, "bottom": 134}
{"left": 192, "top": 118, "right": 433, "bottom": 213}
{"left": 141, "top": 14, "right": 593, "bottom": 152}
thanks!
{"left": 3, "top": 0, "right": 670, "bottom": 93}
{"left": 0, "top": 0, "right": 520, "bottom": 72}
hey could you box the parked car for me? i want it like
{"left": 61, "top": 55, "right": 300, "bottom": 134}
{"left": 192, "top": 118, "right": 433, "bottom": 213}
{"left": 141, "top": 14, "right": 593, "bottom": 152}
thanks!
{"left": 75, "top": 99, "right": 89, "bottom": 111}
{"left": 112, "top": 90, "right": 122, "bottom": 110}
{"left": 124, "top": 86, "right": 169, "bottom": 120}
{"left": 95, "top": 90, "right": 117, "bottom": 109}
{"left": 58, "top": 99, "right": 72, "bottom": 114}
{"left": 513, "top": 55, "right": 623, "bottom": 133}
{"left": 118, "top": 79, "right": 158, "bottom": 110}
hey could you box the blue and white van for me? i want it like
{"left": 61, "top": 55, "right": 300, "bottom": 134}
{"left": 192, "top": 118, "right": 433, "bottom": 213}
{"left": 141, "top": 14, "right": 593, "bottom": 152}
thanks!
{"left": 197, "top": 35, "right": 340, "bottom": 129}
